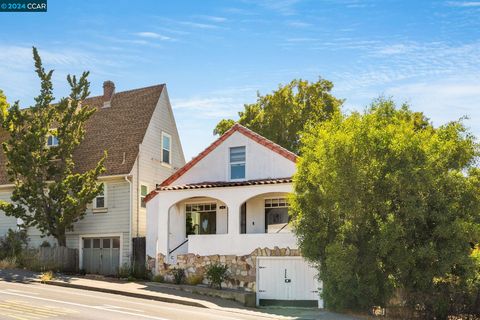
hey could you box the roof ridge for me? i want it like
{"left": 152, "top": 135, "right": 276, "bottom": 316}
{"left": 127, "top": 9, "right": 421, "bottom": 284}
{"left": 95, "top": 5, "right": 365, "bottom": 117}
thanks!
{"left": 85, "top": 83, "right": 165, "bottom": 100}
{"left": 232, "top": 123, "right": 297, "bottom": 160}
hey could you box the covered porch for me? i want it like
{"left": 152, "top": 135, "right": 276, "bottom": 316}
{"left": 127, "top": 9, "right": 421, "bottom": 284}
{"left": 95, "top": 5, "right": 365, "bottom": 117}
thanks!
{"left": 146, "top": 179, "right": 296, "bottom": 263}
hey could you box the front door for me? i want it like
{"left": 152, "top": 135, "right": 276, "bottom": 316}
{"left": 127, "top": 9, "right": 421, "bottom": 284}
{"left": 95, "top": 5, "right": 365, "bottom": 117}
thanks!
{"left": 82, "top": 237, "right": 120, "bottom": 275}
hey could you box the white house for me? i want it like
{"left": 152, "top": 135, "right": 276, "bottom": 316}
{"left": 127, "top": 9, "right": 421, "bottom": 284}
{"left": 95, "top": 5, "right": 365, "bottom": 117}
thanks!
{"left": 146, "top": 124, "right": 323, "bottom": 307}
{"left": 0, "top": 81, "right": 185, "bottom": 275}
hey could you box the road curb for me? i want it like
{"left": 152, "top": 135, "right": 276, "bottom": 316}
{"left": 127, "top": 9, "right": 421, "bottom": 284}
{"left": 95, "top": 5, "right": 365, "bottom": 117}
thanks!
{"left": 40, "top": 280, "right": 208, "bottom": 308}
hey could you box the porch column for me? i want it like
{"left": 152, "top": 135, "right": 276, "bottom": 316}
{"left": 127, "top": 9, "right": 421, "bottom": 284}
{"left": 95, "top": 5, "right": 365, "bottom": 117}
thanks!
{"left": 157, "top": 202, "right": 171, "bottom": 258}
{"left": 226, "top": 199, "right": 243, "bottom": 235}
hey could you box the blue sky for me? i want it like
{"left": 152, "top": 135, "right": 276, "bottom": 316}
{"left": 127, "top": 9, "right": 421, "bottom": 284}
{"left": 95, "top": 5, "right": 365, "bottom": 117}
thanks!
{"left": 0, "top": 0, "right": 479, "bottom": 160}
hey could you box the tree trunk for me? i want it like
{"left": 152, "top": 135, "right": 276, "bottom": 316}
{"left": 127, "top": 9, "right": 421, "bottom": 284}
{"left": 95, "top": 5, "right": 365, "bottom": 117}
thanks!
{"left": 56, "top": 233, "right": 66, "bottom": 247}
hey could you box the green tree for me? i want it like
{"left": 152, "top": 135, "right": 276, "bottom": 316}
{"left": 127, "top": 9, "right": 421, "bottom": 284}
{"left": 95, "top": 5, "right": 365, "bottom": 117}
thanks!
{"left": 291, "top": 98, "right": 480, "bottom": 317}
{"left": 0, "top": 47, "right": 106, "bottom": 247}
{"left": 213, "top": 78, "right": 343, "bottom": 154}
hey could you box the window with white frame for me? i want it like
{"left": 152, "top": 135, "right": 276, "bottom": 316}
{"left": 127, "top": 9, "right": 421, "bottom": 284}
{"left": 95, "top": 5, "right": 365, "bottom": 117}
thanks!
{"left": 229, "top": 146, "right": 245, "bottom": 180}
{"left": 265, "top": 198, "right": 290, "bottom": 233}
{"left": 186, "top": 203, "right": 217, "bottom": 235}
{"left": 93, "top": 183, "right": 107, "bottom": 211}
{"left": 161, "top": 132, "right": 171, "bottom": 165}
{"left": 46, "top": 131, "right": 59, "bottom": 147}
{"left": 140, "top": 185, "right": 148, "bottom": 208}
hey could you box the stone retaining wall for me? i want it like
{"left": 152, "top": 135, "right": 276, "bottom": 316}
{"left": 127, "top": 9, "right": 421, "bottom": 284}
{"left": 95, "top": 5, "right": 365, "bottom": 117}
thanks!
{"left": 156, "top": 247, "right": 300, "bottom": 291}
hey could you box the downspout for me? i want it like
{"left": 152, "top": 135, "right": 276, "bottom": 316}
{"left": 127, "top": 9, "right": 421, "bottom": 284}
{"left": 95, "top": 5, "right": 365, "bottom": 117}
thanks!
{"left": 125, "top": 174, "right": 133, "bottom": 263}
{"left": 137, "top": 145, "right": 140, "bottom": 238}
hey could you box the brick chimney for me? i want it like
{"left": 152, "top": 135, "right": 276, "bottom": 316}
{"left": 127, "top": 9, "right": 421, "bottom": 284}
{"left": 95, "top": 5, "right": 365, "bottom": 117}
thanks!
{"left": 102, "top": 80, "right": 115, "bottom": 108}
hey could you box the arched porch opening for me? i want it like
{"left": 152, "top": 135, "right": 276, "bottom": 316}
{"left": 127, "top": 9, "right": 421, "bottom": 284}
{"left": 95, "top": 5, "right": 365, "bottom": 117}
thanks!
{"left": 167, "top": 196, "right": 228, "bottom": 262}
{"left": 237, "top": 192, "right": 291, "bottom": 235}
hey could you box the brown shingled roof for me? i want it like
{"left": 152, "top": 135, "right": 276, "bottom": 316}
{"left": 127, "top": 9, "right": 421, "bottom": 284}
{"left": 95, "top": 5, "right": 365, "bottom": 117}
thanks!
{"left": 0, "top": 84, "right": 165, "bottom": 185}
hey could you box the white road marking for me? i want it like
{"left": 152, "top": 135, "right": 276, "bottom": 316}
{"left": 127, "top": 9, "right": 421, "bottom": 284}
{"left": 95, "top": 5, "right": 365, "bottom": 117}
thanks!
{"left": 4, "top": 289, "right": 39, "bottom": 295}
{"left": 0, "top": 281, "right": 288, "bottom": 319}
{"left": 0, "top": 290, "right": 171, "bottom": 320}
{"left": 101, "top": 304, "right": 144, "bottom": 312}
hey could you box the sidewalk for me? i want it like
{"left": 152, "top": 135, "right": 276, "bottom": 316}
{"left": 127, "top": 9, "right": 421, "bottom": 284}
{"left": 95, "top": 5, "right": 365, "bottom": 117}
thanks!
{"left": 0, "top": 269, "right": 358, "bottom": 320}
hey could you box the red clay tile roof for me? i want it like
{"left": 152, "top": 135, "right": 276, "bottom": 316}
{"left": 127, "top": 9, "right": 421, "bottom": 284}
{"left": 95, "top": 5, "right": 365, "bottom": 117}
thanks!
{"left": 159, "top": 123, "right": 297, "bottom": 187}
{"left": 144, "top": 177, "right": 293, "bottom": 202}
{"left": 0, "top": 84, "right": 164, "bottom": 185}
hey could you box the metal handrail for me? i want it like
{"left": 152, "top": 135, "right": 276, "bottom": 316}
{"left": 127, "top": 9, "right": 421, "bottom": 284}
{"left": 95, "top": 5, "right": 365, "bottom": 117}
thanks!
{"left": 276, "top": 222, "right": 290, "bottom": 233}
{"left": 169, "top": 238, "right": 189, "bottom": 255}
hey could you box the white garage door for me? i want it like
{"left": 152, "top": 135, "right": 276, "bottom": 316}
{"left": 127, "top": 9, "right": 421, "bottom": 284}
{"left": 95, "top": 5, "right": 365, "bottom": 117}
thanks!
{"left": 256, "top": 257, "right": 323, "bottom": 308}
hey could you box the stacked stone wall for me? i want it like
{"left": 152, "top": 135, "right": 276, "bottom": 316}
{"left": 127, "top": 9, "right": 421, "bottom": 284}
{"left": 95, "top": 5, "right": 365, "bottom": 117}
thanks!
{"left": 156, "top": 247, "right": 300, "bottom": 291}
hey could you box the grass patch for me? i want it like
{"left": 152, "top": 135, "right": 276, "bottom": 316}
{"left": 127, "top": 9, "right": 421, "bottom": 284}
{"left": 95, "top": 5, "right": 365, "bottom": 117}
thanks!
{"left": 0, "top": 257, "right": 17, "bottom": 269}
{"left": 40, "top": 270, "right": 54, "bottom": 283}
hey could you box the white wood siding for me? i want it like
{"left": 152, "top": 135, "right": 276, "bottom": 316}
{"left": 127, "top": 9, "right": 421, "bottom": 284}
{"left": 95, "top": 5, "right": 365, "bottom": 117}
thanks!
{"left": 0, "top": 190, "right": 17, "bottom": 237}
{"left": 174, "top": 131, "right": 296, "bottom": 185}
{"left": 132, "top": 88, "right": 186, "bottom": 237}
{"left": 66, "top": 178, "right": 131, "bottom": 265}
{"left": 0, "top": 189, "right": 62, "bottom": 247}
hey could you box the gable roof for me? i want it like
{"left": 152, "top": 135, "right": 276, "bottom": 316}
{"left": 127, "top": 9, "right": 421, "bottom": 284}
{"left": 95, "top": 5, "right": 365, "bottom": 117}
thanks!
{"left": 159, "top": 123, "right": 297, "bottom": 187}
{"left": 0, "top": 84, "right": 165, "bottom": 185}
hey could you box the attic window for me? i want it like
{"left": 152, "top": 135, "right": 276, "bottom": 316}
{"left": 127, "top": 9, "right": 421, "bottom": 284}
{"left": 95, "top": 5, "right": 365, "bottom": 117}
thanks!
{"left": 162, "top": 132, "right": 171, "bottom": 165}
{"left": 230, "top": 146, "right": 246, "bottom": 180}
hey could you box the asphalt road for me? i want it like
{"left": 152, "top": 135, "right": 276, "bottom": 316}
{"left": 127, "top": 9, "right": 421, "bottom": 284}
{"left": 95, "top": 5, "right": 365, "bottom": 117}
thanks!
{"left": 0, "top": 280, "right": 284, "bottom": 320}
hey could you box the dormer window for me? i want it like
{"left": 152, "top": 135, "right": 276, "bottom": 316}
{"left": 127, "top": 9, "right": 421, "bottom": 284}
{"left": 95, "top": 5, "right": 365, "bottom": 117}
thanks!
{"left": 230, "top": 146, "right": 246, "bottom": 180}
{"left": 46, "top": 133, "right": 59, "bottom": 147}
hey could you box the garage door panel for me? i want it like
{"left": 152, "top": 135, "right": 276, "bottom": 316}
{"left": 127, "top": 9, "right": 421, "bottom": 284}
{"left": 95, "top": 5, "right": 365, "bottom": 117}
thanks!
{"left": 82, "top": 237, "right": 120, "bottom": 276}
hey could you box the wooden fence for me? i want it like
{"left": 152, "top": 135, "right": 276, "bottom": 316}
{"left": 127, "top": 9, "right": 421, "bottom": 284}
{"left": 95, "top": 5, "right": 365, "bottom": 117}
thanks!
{"left": 38, "top": 246, "right": 78, "bottom": 273}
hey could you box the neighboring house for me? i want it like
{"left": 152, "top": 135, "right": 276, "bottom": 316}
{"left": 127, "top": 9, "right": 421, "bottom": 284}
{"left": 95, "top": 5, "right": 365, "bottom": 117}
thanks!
{"left": 0, "top": 81, "right": 185, "bottom": 275}
{"left": 146, "top": 124, "right": 323, "bottom": 308}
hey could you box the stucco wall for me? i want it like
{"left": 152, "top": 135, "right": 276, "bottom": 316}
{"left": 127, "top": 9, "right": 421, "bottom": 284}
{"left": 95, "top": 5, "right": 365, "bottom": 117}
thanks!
{"left": 146, "top": 183, "right": 294, "bottom": 262}
{"left": 173, "top": 131, "right": 296, "bottom": 185}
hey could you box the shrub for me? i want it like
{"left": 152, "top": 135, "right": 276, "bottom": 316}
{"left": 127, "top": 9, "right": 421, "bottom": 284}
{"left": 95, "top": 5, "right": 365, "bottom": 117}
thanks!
{"left": 152, "top": 274, "right": 164, "bottom": 283}
{"left": 171, "top": 268, "right": 185, "bottom": 284}
{"left": 132, "top": 263, "right": 150, "bottom": 280}
{"left": 117, "top": 264, "right": 131, "bottom": 279}
{"left": 40, "top": 270, "right": 54, "bottom": 283}
{"left": 205, "top": 264, "right": 229, "bottom": 289}
{"left": 40, "top": 241, "right": 51, "bottom": 248}
{"left": 186, "top": 274, "right": 204, "bottom": 286}
{"left": 0, "top": 257, "right": 17, "bottom": 269}
{"left": 291, "top": 99, "right": 480, "bottom": 316}
{"left": 0, "top": 229, "right": 28, "bottom": 259}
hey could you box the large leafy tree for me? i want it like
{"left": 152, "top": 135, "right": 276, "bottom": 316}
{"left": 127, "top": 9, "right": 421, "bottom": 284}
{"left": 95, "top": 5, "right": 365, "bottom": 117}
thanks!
{"left": 213, "top": 78, "right": 343, "bottom": 154}
{"left": 0, "top": 48, "right": 106, "bottom": 246}
{"left": 291, "top": 98, "right": 480, "bottom": 317}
